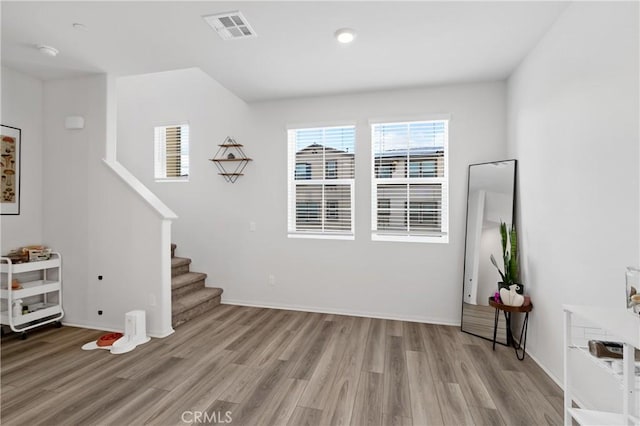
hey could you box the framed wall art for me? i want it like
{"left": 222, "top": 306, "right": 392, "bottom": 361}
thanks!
{"left": 1, "top": 125, "right": 21, "bottom": 215}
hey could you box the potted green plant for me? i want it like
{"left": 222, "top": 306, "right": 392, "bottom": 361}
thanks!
{"left": 490, "top": 222, "right": 523, "bottom": 295}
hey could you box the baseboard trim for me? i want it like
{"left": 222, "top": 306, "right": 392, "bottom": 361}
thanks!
{"left": 61, "top": 321, "right": 174, "bottom": 339}
{"left": 525, "top": 350, "right": 563, "bottom": 389}
{"left": 523, "top": 350, "right": 586, "bottom": 408}
{"left": 527, "top": 352, "right": 586, "bottom": 407}
{"left": 221, "top": 298, "right": 460, "bottom": 326}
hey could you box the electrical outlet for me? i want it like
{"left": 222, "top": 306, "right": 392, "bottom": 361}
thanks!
{"left": 268, "top": 274, "right": 276, "bottom": 286}
{"left": 149, "top": 294, "right": 157, "bottom": 306}
{"left": 249, "top": 221, "right": 256, "bottom": 232}
{"left": 98, "top": 310, "right": 103, "bottom": 315}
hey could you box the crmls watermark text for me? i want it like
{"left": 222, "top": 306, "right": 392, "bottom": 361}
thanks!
{"left": 181, "top": 410, "right": 233, "bottom": 424}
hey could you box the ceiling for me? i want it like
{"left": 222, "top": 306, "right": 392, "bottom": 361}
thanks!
{"left": 1, "top": 1, "right": 568, "bottom": 102}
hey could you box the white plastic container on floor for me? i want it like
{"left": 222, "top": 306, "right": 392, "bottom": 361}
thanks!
{"left": 81, "top": 310, "right": 150, "bottom": 354}
{"left": 111, "top": 310, "right": 151, "bottom": 354}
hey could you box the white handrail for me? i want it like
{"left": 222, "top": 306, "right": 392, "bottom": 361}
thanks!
{"left": 102, "top": 159, "right": 177, "bottom": 220}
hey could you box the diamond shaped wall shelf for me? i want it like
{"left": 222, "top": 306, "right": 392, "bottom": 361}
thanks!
{"left": 209, "top": 137, "right": 253, "bottom": 183}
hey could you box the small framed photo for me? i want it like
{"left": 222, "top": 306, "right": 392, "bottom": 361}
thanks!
{"left": 1, "top": 125, "right": 21, "bottom": 215}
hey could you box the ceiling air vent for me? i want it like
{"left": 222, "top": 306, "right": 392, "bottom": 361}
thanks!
{"left": 204, "top": 11, "right": 257, "bottom": 40}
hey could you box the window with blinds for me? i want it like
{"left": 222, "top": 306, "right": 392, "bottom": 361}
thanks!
{"left": 288, "top": 126, "right": 355, "bottom": 239}
{"left": 371, "top": 120, "right": 449, "bottom": 243}
{"left": 154, "top": 124, "right": 190, "bottom": 181}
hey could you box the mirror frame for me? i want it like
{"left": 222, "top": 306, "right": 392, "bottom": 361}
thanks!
{"left": 460, "top": 159, "right": 517, "bottom": 344}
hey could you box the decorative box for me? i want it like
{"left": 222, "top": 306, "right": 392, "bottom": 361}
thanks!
{"left": 28, "top": 248, "right": 51, "bottom": 262}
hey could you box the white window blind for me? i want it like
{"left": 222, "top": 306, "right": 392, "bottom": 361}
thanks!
{"left": 371, "top": 120, "right": 449, "bottom": 243}
{"left": 288, "top": 126, "right": 355, "bottom": 239}
{"left": 154, "top": 124, "right": 190, "bottom": 181}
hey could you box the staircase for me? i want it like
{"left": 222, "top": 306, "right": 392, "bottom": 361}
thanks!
{"left": 171, "top": 243, "right": 223, "bottom": 327}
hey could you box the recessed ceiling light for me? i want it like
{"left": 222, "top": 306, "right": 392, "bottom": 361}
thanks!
{"left": 36, "top": 45, "right": 59, "bottom": 57}
{"left": 335, "top": 28, "right": 356, "bottom": 44}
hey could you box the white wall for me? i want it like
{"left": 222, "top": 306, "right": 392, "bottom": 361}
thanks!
{"left": 0, "top": 67, "right": 43, "bottom": 251}
{"left": 43, "top": 75, "right": 172, "bottom": 337}
{"left": 118, "top": 70, "right": 507, "bottom": 325}
{"left": 507, "top": 1, "right": 639, "bottom": 410}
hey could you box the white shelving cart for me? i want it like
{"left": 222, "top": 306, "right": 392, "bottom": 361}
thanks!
{"left": 1, "top": 253, "right": 64, "bottom": 339}
{"left": 564, "top": 305, "right": 640, "bottom": 425}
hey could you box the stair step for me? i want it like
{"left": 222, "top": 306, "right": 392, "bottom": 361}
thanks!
{"left": 169, "top": 244, "right": 223, "bottom": 327}
{"left": 171, "top": 257, "right": 192, "bottom": 277}
{"left": 172, "top": 271, "right": 207, "bottom": 289}
{"left": 172, "top": 272, "right": 207, "bottom": 299}
{"left": 172, "top": 287, "right": 223, "bottom": 327}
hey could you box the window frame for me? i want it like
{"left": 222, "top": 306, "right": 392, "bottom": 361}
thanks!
{"left": 154, "top": 123, "right": 190, "bottom": 183}
{"left": 409, "top": 159, "right": 437, "bottom": 178}
{"left": 370, "top": 118, "right": 449, "bottom": 243}
{"left": 325, "top": 160, "right": 338, "bottom": 179}
{"left": 287, "top": 124, "right": 356, "bottom": 240}
{"left": 295, "top": 162, "right": 312, "bottom": 180}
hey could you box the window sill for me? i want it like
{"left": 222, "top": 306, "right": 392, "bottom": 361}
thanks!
{"left": 288, "top": 233, "right": 355, "bottom": 241}
{"left": 371, "top": 234, "right": 449, "bottom": 244}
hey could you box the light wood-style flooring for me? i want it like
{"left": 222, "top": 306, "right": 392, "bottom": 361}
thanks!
{"left": 1, "top": 305, "right": 563, "bottom": 425}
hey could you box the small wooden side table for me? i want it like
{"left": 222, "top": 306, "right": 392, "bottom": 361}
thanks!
{"left": 488, "top": 296, "right": 533, "bottom": 360}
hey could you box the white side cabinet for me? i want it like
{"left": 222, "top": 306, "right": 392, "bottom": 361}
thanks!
{"left": 1, "top": 253, "right": 64, "bottom": 338}
{"left": 564, "top": 305, "right": 640, "bottom": 425}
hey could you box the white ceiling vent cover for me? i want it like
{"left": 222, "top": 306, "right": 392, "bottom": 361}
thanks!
{"left": 204, "top": 11, "right": 257, "bottom": 40}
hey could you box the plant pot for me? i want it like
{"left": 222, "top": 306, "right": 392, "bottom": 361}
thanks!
{"left": 499, "top": 285, "right": 525, "bottom": 307}
{"left": 498, "top": 282, "right": 524, "bottom": 295}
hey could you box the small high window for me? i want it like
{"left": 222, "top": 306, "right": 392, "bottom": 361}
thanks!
{"left": 154, "top": 124, "right": 189, "bottom": 181}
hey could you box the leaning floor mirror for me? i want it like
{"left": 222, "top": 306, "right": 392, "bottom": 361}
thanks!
{"left": 461, "top": 159, "right": 517, "bottom": 344}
